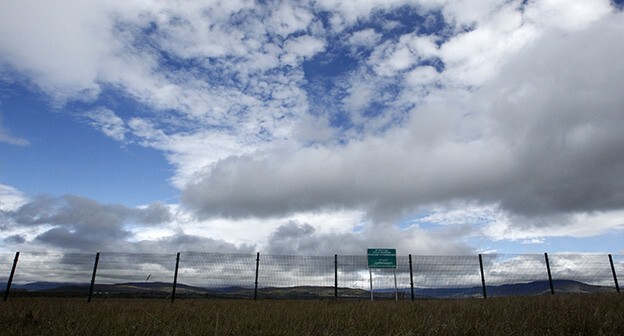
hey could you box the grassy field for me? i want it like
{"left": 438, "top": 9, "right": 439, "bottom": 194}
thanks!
{"left": 1, "top": 294, "right": 622, "bottom": 335}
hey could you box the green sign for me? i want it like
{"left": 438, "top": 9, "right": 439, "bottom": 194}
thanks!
{"left": 367, "top": 248, "right": 397, "bottom": 268}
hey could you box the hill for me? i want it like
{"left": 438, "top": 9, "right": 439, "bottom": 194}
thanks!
{"left": 8, "top": 279, "right": 615, "bottom": 299}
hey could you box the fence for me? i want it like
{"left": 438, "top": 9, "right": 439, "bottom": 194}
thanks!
{"left": 1, "top": 252, "right": 621, "bottom": 302}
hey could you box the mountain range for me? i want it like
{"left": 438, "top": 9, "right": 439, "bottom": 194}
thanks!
{"left": 5, "top": 279, "right": 616, "bottom": 299}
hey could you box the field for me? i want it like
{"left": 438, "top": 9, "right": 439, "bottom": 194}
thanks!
{"left": 1, "top": 294, "right": 623, "bottom": 335}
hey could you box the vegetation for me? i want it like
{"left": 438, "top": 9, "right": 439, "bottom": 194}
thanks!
{"left": 1, "top": 294, "right": 622, "bottom": 335}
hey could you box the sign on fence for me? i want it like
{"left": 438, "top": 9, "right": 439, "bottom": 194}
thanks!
{"left": 367, "top": 248, "right": 397, "bottom": 269}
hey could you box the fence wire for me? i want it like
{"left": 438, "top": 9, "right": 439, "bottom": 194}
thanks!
{"left": 258, "top": 254, "right": 335, "bottom": 299}
{"left": 0, "top": 253, "right": 15, "bottom": 289}
{"left": 1, "top": 252, "right": 622, "bottom": 300}
{"left": 94, "top": 252, "right": 176, "bottom": 298}
{"left": 176, "top": 252, "right": 256, "bottom": 298}
{"left": 5, "top": 252, "right": 94, "bottom": 296}
{"left": 549, "top": 254, "right": 615, "bottom": 289}
{"left": 481, "top": 254, "right": 550, "bottom": 297}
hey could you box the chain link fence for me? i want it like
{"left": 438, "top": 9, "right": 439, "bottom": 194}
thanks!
{"left": 2, "top": 252, "right": 621, "bottom": 301}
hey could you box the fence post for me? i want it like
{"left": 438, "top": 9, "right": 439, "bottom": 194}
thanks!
{"left": 544, "top": 253, "right": 554, "bottom": 295}
{"left": 334, "top": 254, "right": 338, "bottom": 299}
{"left": 479, "top": 254, "right": 487, "bottom": 299}
{"left": 3, "top": 252, "right": 19, "bottom": 302}
{"left": 254, "top": 252, "right": 260, "bottom": 300}
{"left": 87, "top": 252, "right": 100, "bottom": 302}
{"left": 171, "top": 252, "right": 181, "bottom": 302}
{"left": 608, "top": 254, "right": 620, "bottom": 293}
{"left": 409, "top": 254, "right": 414, "bottom": 301}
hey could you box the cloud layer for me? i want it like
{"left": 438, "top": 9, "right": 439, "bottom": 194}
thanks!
{"left": 1, "top": 0, "right": 623, "bottom": 254}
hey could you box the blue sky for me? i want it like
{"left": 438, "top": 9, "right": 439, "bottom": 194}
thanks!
{"left": 1, "top": 0, "right": 623, "bottom": 256}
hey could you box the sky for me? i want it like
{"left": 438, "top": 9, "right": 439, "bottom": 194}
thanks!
{"left": 1, "top": 0, "right": 623, "bottom": 257}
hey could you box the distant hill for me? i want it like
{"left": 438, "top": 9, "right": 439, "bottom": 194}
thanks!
{"left": 408, "top": 280, "right": 614, "bottom": 299}
{"left": 8, "top": 279, "right": 616, "bottom": 299}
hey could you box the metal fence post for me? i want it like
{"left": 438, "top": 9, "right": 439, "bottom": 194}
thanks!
{"left": 608, "top": 254, "right": 620, "bottom": 293}
{"left": 171, "top": 252, "right": 181, "bottom": 302}
{"left": 479, "top": 254, "right": 487, "bottom": 299}
{"left": 409, "top": 254, "right": 414, "bottom": 301}
{"left": 544, "top": 253, "right": 554, "bottom": 295}
{"left": 254, "top": 252, "right": 260, "bottom": 300}
{"left": 87, "top": 252, "right": 100, "bottom": 302}
{"left": 3, "top": 252, "right": 19, "bottom": 302}
{"left": 334, "top": 254, "right": 338, "bottom": 299}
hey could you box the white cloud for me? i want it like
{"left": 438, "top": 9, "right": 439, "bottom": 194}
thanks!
{"left": 405, "top": 65, "right": 439, "bottom": 86}
{"left": 349, "top": 28, "right": 382, "bottom": 48}
{"left": 523, "top": 0, "right": 613, "bottom": 31}
{"left": 84, "top": 108, "right": 126, "bottom": 141}
{"left": 343, "top": 80, "right": 375, "bottom": 113}
{"left": 482, "top": 210, "right": 624, "bottom": 242}
{"left": 315, "top": 0, "right": 410, "bottom": 31}
{"left": 0, "top": 184, "right": 28, "bottom": 211}
{"left": 412, "top": 202, "right": 624, "bottom": 242}
{"left": 0, "top": 0, "right": 113, "bottom": 101}
{"left": 281, "top": 35, "right": 326, "bottom": 66}
{"left": 438, "top": 3, "right": 537, "bottom": 86}
{"left": 269, "top": 3, "right": 314, "bottom": 37}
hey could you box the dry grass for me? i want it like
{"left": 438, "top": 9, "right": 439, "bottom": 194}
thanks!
{"left": 1, "top": 294, "right": 623, "bottom": 335}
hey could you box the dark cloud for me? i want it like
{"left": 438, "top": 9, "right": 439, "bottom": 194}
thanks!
{"left": 136, "top": 202, "right": 173, "bottom": 224}
{"left": 1, "top": 194, "right": 253, "bottom": 253}
{"left": 266, "top": 221, "right": 473, "bottom": 255}
{"left": 127, "top": 234, "right": 255, "bottom": 254}
{"left": 4, "top": 195, "right": 171, "bottom": 251}
{"left": 267, "top": 221, "right": 364, "bottom": 255}
{"left": 482, "top": 14, "right": 624, "bottom": 217}
{"left": 4, "top": 234, "right": 25, "bottom": 244}
{"left": 35, "top": 227, "right": 101, "bottom": 251}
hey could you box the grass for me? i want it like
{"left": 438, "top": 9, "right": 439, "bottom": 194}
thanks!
{"left": 0, "top": 294, "right": 622, "bottom": 335}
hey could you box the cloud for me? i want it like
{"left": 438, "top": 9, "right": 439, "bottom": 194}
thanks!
{"left": 265, "top": 220, "right": 472, "bottom": 255}
{"left": 4, "top": 234, "right": 25, "bottom": 244}
{"left": 0, "top": 113, "right": 28, "bottom": 146}
{"left": 0, "top": 192, "right": 255, "bottom": 254}
{"left": 480, "top": 11, "right": 624, "bottom": 216}
{"left": 0, "top": 184, "right": 28, "bottom": 211}
{"left": 84, "top": 107, "right": 126, "bottom": 141}
{"left": 92, "top": 233, "right": 254, "bottom": 255}
{"left": 522, "top": 0, "right": 613, "bottom": 31}
{"left": 0, "top": 0, "right": 113, "bottom": 101}
{"left": 3, "top": 195, "right": 172, "bottom": 251}
{"left": 182, "top": 9, "right": 624, "bottom": 240}
{"left": 181, "top": 129, "right": 511, "bottom": 221}
{"left": 282, "top": 35, "right": 327, "bottom": 66}
{"left": 348, "top": 28, "right": 382, "bottom": 49}
{"left": 2, "top": 0, "right": 624, "bottom": 254}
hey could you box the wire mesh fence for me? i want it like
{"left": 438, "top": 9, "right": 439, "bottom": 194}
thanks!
{"left": 0, "top": 253, "right": 15, "bottom": 290}
{"left": 258, "top": 254, "right": 335, "bottom": 299}
{"left": 549, "top": 254, "right": 615, "bottom": 288}
{"left": 0, "top": 252, "right": 94, "bottom": 298}
{"left": 176, "top": 252, "right": 257, "bottom": 299}
{"left": 93, "top": 252, "right": 177, "bottom": 298}
{"left": 2, "top": 251, "right": 622, "bottom": 301}
{"left": 481, "top": 254, "right": 551, "bottom": 297}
